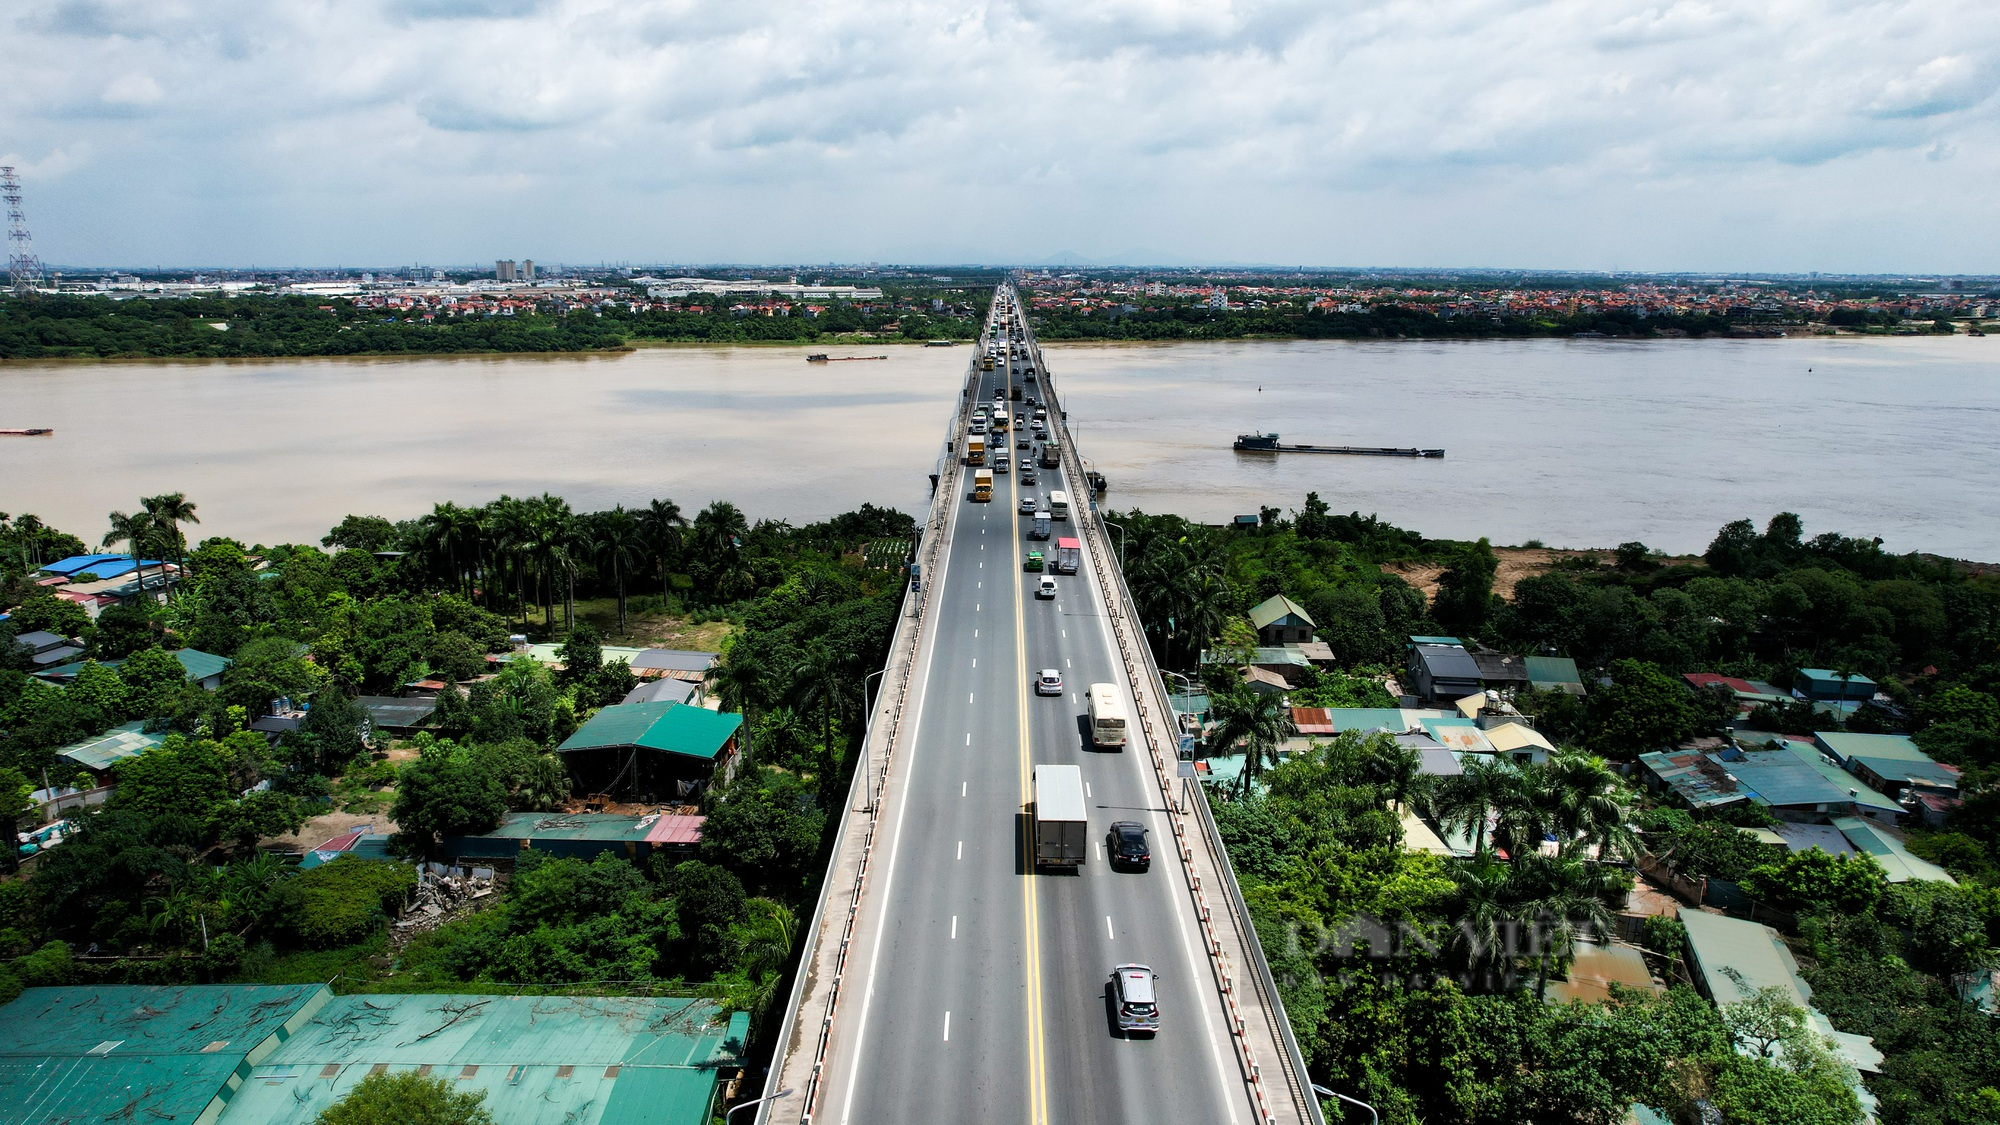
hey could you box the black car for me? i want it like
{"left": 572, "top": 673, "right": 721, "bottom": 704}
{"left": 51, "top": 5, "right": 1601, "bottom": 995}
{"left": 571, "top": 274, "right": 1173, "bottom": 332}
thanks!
{"left": 1108, "top": 822, "right": 1150, "bottom": 871}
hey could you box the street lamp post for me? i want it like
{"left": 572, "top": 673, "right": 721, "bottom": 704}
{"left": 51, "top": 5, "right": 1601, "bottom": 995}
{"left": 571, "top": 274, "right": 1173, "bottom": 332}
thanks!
{"left": 727, "top": 1088, "right": 792, "bottom": 1125}
{"left": 1310, "top": 1085, "right": 1379, "bottom": 1125}
{"left": 858, "top": 667, "right": 888, "bottom": 813}
{"left": 1100, "top": 517, "right": 1127, "bottom": 571}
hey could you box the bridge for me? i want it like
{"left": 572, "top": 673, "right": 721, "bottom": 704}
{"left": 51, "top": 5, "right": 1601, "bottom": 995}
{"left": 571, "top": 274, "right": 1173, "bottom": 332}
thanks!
{"left": 756, "top": 285, "right": 1324, "bottom": 1125}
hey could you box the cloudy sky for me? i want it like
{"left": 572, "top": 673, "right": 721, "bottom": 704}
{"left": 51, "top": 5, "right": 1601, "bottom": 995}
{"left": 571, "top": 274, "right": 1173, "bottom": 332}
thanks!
{"left": 6, "top": 0, "right": 1996, "bottom": 271}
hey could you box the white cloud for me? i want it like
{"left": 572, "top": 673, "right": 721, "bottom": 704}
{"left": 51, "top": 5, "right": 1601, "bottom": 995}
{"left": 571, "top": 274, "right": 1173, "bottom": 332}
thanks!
{"left": 1, "top": 0, "right": 1996, "bottom": 269}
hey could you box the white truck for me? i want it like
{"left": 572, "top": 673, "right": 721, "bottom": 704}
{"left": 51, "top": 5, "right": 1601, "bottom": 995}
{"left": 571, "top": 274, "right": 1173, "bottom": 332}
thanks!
{"left": 1032, "top": 764, "right": 1088, "bottom": 869}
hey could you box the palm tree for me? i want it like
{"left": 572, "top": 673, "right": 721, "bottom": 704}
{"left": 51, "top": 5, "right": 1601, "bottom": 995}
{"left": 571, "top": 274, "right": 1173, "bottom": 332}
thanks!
{"left": 788, "top": 645, "right": 847, "bottom": 768}
{"left": 593, "top": 506, "right": 647, "bottom": 636}
{"left": 711, "top": 648, "right": 771, "bottom": 718}
{"left": 1509, "top": 854, "right": 1622, "bottom": 999}
{"left": 1537, "top": 752, "right": 1638, "bottom": 861}
{"left": 517, "top": 755, "right": 573, "bottom": 811}
{"left": 421, "top": 501, "right": 472, "bottom": 595}
{"left": 143, "top": 492, "right": 199, "bottom": 600}
{"left": 1208, "top": 687, "right": 1288, "bottom": 794}
{"left": 691, "top": 501, "right": 750, "bottom": 603}
{"left": 636, "top": 498, "right": 688, "bottom": 604}
{"left": 102, "top": 509, "right": 158, "bottom": 602}
{"left": 1431, "top": 756, "right": 1515, "bottom": 858}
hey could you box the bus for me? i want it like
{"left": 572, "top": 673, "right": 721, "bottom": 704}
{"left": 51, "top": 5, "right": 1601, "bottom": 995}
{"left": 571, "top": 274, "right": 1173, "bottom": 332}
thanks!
{"left": 1048, "top": 490, "right": 1069, "bottom": 520}
{"left": 973, "top": 469, "right": 994, "bottom": 502}
{"left": 1087, "top": 683, "right": 1128, "bottom": 748}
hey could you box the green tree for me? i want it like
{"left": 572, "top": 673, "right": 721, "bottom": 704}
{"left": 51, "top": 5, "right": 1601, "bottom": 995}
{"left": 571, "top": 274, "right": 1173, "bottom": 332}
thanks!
{"left": 1433, "top": 538, "right": 1499, "bottom": 637}
{"left": 1742, "top": 849, "right": 1887, "bottom": 916}
{"left": 1585, "top": 659, "right": 1697, "bottom": 756}
{"left": 118, "top": 646, "right": 190, "bottom": 718}
{"left": 313, "top": 1070, "right": 493, "bottom": 1125}
{"left": 391, "top": 750, "right": 507, "bottom": 856}
{"left": 1208, "top": 685, "right": 1289, "bottom": 794}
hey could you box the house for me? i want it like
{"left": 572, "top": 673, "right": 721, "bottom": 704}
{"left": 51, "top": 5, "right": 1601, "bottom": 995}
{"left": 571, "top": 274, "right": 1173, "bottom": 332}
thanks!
{"left": 1405, "top": 637, "right": 1484, "bottom": 704}
{"left": 556, "top": 701, "right": 744, "bottom": 799}
{"left": 35, "top": 648, "right": 230, "bottom": 691}
{"left": 1201, "top": 646, "right": 1314, "bottom": 686}
{"left": 298, "top": 827, "right": 396, "bottom": 869}
{"left": 1482, "top": 720, "right": 1556, "bottom": 765}
{"left": 1525, "top": 655, "right": 1587, "bottom": 696}
{"left": 10, "top": 630, "right": 81, "bottom": 667}
{"left": 1469, "top": 649, "right": 1532, "bottom": 694}
{"left": 1793, "top": 668, "right": 1877, "bottom": 703}
{"left": 1682, "top": 672, "right": 1790, "bottom": 715}
{"left": 53, "top": 721, "right": 169, "bottom": 783}
{"left": 442, "top": 810, "right": 706, "bottom": 865}
{"left": 1678, "top": 910, "right": 1883, "bottom": 1115}
{"left": 1830, "top": 816, "right": 1956, "bottom": 884}
{"left": 1811, "top": 732, "right": 1958, "bottom": 797}
{"left": 213, "top": 992, "right": 745, "bottom": 1125}
{"left": 624, "top": 677, "right": 701, "bottom": 706}
{"left": 1545, "top": 941, "right": 1662, "bottom": 1005}
{"left": 1248, "top": 594, "right": 1316, "bottom": 646}
{"left": 355, "top": 695, "right": 438, "bottom": 735}
{"left": 0, "top": 984, "right": 333, "bottom": 1125}
{"left": 1241, "top": 665, "right": 1291, "bottom": 696}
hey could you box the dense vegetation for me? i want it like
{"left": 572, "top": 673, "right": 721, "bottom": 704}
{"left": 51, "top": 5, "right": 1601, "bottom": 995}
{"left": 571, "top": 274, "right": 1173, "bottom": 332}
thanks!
{"left": 1031, "top": 301, "right": 1759, "bottom": 340}
{"left": 0, "top": 494, "right": 909, "bottom": 1044}
{"left": 1137, "top": 498, "right": 2000, "bottom": 1123}
{"left": 0, "top": 287, "right": 985, "bottom": 358}
{"left": 0, "top": 295, "right": 624, "bottom": 358}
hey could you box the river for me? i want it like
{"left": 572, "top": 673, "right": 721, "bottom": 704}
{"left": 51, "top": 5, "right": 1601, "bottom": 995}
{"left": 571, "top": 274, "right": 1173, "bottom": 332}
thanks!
{"left": 2, "top": 336, "right": 1995, "bottom": 559}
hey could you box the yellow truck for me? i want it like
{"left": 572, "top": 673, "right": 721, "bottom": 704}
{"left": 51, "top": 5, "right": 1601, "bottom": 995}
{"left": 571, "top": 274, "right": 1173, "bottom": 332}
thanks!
{"left": 973, "top": 469, "right": 994, "bottom": 502}
{"left": 967, "top": 436, "right": 986, "bottom": 466}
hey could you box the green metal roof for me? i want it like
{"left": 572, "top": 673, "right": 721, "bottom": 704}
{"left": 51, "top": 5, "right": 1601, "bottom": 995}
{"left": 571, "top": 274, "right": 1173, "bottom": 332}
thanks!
{"left": 1249, "top": 594, "right": 1315, "bottom": 630}
{"left": 1812, "top": 731, "right": 1926, "bottom": 764}
{"left": 480, "top": 811, "right": 654, "bottom": 843}
{"left": 1523, "top": 655, "right": 1583, "bottom": 686}
{"left": 55, "top": 720, "right": 169, "bottom": 772}
{"left": 173, "top": 648, "right": 232, "bottom": 682}
{"left": 1830, "top": 817, "right": 1957, "bottom": 884}
{"left": 559, "top": 702, "right": 744, "bottom": 761}
{"left": 216, "top": 994, "right": 746, "bottom": 1125}
{"left": 0, "top": 984, "right": 330, "bottom": 1125}
{"left": 1679, "top": 909, "right": 1810, "bottom": 1008}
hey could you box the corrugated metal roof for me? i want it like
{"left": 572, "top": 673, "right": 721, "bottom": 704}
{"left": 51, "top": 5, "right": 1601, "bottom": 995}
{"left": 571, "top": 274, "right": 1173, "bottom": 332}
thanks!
{"left": 217, "top": 995, "right": 745, "bottom": 1125}
{"left": 625, "top": 678, "right": 698, "bottom": 706}
{"left": 56, "top": 721, "right": 168, "bottom": 772}
{"left": 1412, "top": 644, "right": 1482, "bottom": 683}
{"left": 357, "top": 695, "right": 438, "bottom": 729}
{"left": 643, "top": 814, "right": 706, "bottom": 846}
{"left": 1524, "top": 655, "right": 1583, "bottom": 687}
{"left": 1812, "top": 732, "right": 1926, "bottom": 764}
{"left": 172, "top": 648, "right": 231, "bottom": 682}
{"left": 1679, "top": 910, "right": 1809, "bottom": 1007}
{"left": 1831, "top": 817, "right": 1957, "bottom": 884}
{"left": 1248, "top": 594, "right": 1315, "bottom": 630}
{"left": 1419, "top": 717, "right": 1496, "bottom": 755}
{"left": 627, "top": 649, "right": 718, "bottom": 673}
{"left": 0, "top": 985, "right": 330, "bottom": 1125}
{"left": 1769, "top": 742, "right": 1904, "bottom": 814}
{"left": 559, "top": 702, "right": 743, "bottom": 761}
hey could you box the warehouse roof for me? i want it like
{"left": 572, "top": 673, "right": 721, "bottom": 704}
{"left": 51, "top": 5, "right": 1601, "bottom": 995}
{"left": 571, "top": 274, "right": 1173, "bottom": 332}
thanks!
{"left": 1812, "top": 732, "right": 1926, "bottom": 765}
{"left": 55, "top": 721, "right": 169, "bottom": 773}
{"left": 0, "top": 984, "right": 330, "bottom": 1125}
{"left": 625, "top": 678, "right": 700, "bottom": 706}
{"left": 559, "top": 701, "right": 743, "bottom": 761}
{"left": 215, "top": 994, "right": 747, "bottom": 1125}
{"left": 627, "top": 649, "right": 719, "bottom": 673}
{"left": 37, "top": 648, "right": 231, "bottom": 687}
{"left": 1680, "top": 910, "right": 1809, "bottom": 1008}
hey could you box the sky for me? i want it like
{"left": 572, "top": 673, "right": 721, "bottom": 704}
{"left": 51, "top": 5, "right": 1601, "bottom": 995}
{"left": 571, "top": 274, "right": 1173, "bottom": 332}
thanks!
{"left": 5, "top": 0, "right": 1998, "bottom": 272}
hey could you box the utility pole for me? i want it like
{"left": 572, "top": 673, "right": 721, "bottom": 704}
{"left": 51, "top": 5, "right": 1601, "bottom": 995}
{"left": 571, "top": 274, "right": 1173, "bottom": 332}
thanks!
{"left": 2, "top": 167, "right": 44, "bottom": 294}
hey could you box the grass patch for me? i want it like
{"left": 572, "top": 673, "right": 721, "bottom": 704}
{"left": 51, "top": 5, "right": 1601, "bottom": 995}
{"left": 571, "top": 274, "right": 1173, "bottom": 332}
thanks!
{"left": 234, "top": 933, "right": 389, "bottom": 987}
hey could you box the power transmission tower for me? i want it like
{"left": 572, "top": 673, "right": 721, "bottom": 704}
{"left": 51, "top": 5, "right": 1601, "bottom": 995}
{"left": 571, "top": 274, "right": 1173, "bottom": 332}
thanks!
{"left": 2, "top": 166, "right": 45, "bottom": 294}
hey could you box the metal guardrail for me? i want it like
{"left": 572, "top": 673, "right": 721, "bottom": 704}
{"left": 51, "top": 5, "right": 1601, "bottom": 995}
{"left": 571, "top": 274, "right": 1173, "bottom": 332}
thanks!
{"left": 759, "top": 334, "right": 989, "bottom": 1125}
{"left": 1025, "top": 284, "right": 1324, "bottom": 1125}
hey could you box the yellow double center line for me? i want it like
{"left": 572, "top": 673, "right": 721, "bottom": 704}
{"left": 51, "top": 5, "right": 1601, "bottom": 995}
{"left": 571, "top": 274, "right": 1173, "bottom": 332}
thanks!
{"left": 1006, "top": 364, "right": 1051, "bottom": 1125}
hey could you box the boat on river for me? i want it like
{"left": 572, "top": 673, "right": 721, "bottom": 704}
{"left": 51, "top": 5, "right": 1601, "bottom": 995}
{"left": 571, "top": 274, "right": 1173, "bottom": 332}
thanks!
{"left": 1233, "top": 432, "right": 1443, "bottom": 458}
{"left": 0, "top": 428, "right": 54, "bottom": 436}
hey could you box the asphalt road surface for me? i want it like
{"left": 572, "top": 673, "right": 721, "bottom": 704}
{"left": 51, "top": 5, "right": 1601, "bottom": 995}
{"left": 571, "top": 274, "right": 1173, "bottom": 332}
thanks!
{"left": 828, "top": 321, "right": 1252, "bottom": 1125}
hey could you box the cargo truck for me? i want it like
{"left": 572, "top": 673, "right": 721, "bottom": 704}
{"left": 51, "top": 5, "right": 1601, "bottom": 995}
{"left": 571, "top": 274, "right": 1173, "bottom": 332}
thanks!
{"left": 1031, "top": 510, "right": 1051, "bottom": 540}
{"left": 1040, "top": 440, "right": 1060, "bottom": 469}
{"left": 1032, "top": 764, "right": 1088, "bottom": 869}
{"left": 1055, "top": 536, "right": 1081, "bottom": 574}
{"left": 973, "top": 469, "right": 993, "bottom": 502}
{"left": 967, "top": 436, "right": 985, "bottom": 466}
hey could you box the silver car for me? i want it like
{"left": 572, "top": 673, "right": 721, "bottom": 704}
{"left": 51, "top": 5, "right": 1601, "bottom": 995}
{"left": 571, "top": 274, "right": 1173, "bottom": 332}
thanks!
{"left": 1113, "top": 964, "right": 1159, "bottom": 1034}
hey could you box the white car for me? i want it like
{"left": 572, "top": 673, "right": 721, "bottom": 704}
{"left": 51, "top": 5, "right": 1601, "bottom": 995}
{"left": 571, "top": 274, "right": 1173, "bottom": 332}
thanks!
{"left": 1036, "top": 669, "right": 1064, "bottom": 695}
{"left": 1036, "top": 576, "right": 1057, "bottom": 599}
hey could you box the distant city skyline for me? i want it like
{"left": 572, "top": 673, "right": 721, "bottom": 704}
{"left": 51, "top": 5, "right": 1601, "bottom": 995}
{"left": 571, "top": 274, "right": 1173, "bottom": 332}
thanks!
{"left": 5, "top": 2, "right": 1996, "bottom": 273}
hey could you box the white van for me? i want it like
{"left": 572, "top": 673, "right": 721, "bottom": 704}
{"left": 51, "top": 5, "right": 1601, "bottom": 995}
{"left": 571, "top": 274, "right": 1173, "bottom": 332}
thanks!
{"left": 1048, "top": 490, "right": 1070, "bottom": 520}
